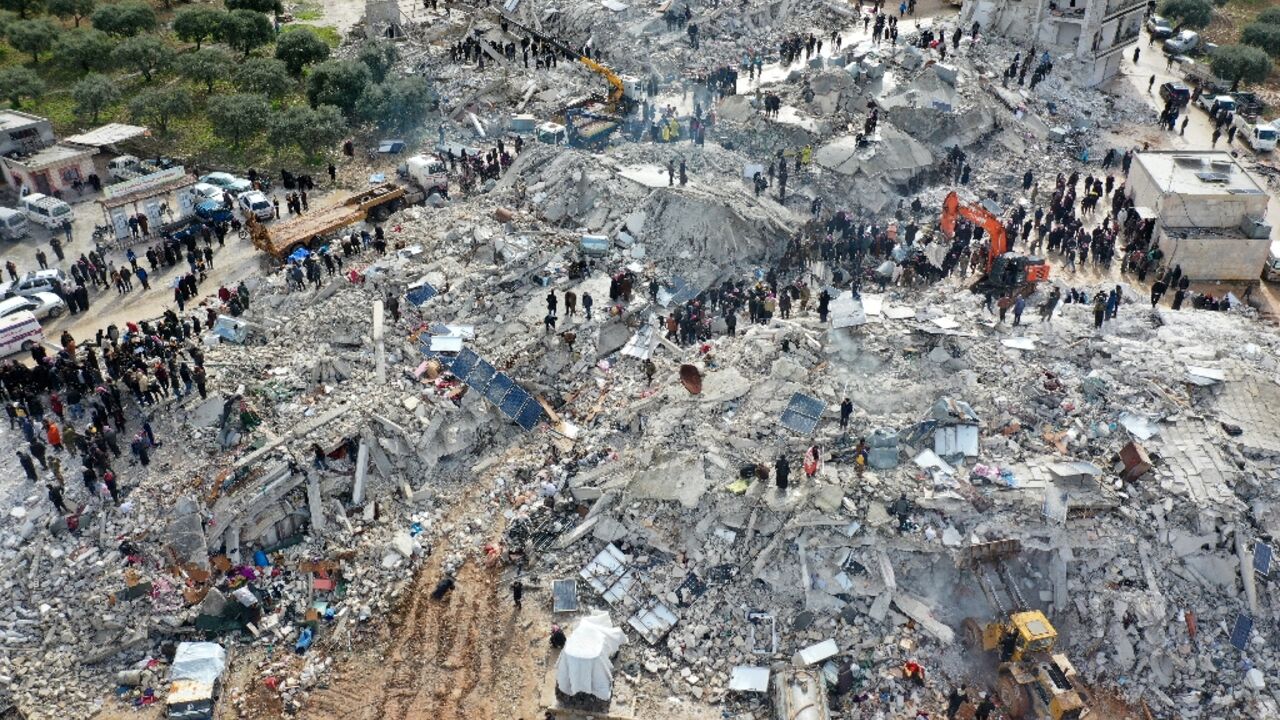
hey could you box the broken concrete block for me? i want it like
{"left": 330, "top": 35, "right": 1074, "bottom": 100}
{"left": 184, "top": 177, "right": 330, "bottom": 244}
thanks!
{"left": 391, "top": 531, "right": 414, "bottom": 558}
{"left": 933, "top": 63, "right": 958, "bottom": 85}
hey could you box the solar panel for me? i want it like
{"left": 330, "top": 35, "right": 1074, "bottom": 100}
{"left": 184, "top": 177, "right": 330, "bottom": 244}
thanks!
{"left": 788, "top": 393, "right": 826, "bottom": 419}
{"left": 552, "top": 579, "right": 579, "bottom": 613}
{"left": 500, "top": 387, "right": 530, "bottom": 417}
{"left": 1254, "top": 542, "right": 1273, "bottom": 577}
{"left": 515, "top": 399, "right": 544, "bottom": 430}
{"left": 1231, "top": 613, "right": 1253, "bottom": 650}
{"left": 485, "top": 373, "right": 515, "bottom": 405}
{"left": 468, "top": 360, "right": 496, "bottom": 393}
{"left": 449, "top": 348, "right": 479, "bottom": 380}
{"left": 406, "top": 282, "right": 437, "bottom": 307}
{"left": 781, "top": 409, "right": 820, "bottom": 435}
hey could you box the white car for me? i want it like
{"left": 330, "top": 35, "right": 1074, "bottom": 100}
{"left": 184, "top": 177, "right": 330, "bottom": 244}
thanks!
{"left": 0, "top": 291, "right": 66, "bottom": 320}
{"left": 0, "top": 269, "right": 68, "bottom": 299}
{"left": 191, "top": 182, "right": 223, "bottom": 202}
{"left": 199, "top": 172, "right": 253, "bottom": 196}
{"left": 237, "top": 191, "right": 274, "bottom": 221}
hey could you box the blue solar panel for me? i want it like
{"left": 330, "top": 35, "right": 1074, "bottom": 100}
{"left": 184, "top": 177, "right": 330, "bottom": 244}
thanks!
{"left": 486, "top": 373, "right": 514, "bottom": 405}
{"left": 500, "top": 388, "right": 529, "bottom": 417}
{"left": 468, "top": 360, "right": 496, "bottom": 393}
{"left": 406, "top": 283, "right": 437, "bottom": 307}
{"left": 515, "top": 399, "right": 543, "bottom": 430}
{"left": 1231, "top": 613, "right": 1254, "bottom": 650}
{"left": 1254, "top": 542, "right": 1272, "bottom": 577}
{"left": 781, "top": 409, "right": 820, "bottom": 435}
{"left": 788, "top": 393, "right": 826, "bottom": 419}
{"left": 449, "top": 349, "right": 479, "bottom": 380}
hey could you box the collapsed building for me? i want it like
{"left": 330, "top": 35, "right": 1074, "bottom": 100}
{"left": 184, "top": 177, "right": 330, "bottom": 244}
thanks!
{"left": 2, "top": 0, "right": 1280, "bottom": 718}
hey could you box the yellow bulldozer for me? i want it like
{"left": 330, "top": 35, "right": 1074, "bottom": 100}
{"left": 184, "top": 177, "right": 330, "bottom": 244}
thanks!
{"left": 960, "top": 539, "right": 1090, "bottom": 720}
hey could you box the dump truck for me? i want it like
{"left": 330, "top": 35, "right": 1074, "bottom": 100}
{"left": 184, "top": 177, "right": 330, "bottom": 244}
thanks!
{"left": 960, "top": 539, "right": 1090, "bottom": 720}
{"left": 398, "top": 155, "right": 450, "bottom": 196}
{"left": 247, "top": 183, "right": 420, "bottom": 260}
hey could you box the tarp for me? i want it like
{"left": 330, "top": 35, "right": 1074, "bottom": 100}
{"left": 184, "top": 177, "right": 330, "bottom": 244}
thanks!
{"left": 556, "top": 612, "right": 626, "bottom": 700}
{"left": 169, "top": 642, "right": 226, "bottom": 685}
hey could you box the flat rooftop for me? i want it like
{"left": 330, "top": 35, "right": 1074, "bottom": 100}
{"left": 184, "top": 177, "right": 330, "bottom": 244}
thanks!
{"left": 1134, "top": 151, "right": 1266, "bottom": 196}
{"left": 5, "top": 143, "right": 96, "bottom": 170}
{"left": 0, "top": 109, "right": 48, "bottom": 132}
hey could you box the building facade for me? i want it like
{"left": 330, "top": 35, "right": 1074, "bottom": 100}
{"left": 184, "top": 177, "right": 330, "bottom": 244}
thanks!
{"left": 961, "top": 0, "right": 1146, "bottom": 86}
{"left": 0, "top": 110, "right": 56, "bottom": 162}
{"left": 1128, "top": 151, "right": 1273, "bottom": 280}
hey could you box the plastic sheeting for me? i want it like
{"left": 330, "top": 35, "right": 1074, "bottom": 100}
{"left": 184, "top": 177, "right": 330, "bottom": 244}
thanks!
{"left": 555, "top": 612, "right": 626, "bottom": 700}
{"left": 169, "top": 642, "right": 226, "bottom": 685}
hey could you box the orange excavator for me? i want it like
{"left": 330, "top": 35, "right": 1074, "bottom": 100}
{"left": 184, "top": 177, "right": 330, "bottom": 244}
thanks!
{"left": 941, "top": 191, "right": 1049, "bottom": 294}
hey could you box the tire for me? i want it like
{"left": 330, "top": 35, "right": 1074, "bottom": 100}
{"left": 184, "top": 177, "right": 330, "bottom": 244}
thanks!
{"left": 20, "top": 340, "right": 34, "bottom": 351}
{"left": 963, "top": 618, "right": 984, "bottom": 650}
{"left": 238, "top": 229, "right": 249, "bottom": 240}
{"left": 997, "top": 671, "right": 1032, "bottom": 719}
{"left": 47, "top": 306, "right": 63, "bottom": 319}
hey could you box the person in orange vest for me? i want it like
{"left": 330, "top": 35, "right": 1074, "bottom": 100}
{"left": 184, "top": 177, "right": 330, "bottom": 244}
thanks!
{"left": 45, "top": 420, "right": 61, "bottom": 451}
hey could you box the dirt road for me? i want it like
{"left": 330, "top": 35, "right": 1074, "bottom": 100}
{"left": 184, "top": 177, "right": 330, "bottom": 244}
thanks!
{"left": 299, "top": 493, "right": 548, "bottom": 720}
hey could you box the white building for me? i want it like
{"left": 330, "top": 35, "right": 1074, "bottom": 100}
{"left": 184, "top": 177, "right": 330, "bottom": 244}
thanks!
{"left": 961, "top": 0, "right": 1145, "bottom": 86}
{"left": 1128, "top": 151, "right": 1273, "bottom": 281}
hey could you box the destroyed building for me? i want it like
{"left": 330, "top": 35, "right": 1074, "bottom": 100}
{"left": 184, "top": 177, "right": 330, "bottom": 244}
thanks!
{"left": 3, "top": 0, "right": 1280, "bottom": 718}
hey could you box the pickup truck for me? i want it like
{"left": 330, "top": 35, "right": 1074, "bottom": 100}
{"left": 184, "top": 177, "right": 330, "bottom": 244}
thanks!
{"left": 107, "top": 155, "right": 164, "bottom": 182}
{"left": 1198, "top": 94, "right": 1236, "bottom": 115}
{"left": 1235, "top": 117, "right": 1277, "bottom": 152}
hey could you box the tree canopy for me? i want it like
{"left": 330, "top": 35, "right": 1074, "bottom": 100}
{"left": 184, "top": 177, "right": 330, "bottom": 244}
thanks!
{"left": 6, "top": 18, "right": 58, "bottom": 63}
{"left": 0, "top": 65, "right": 43, "bottom": 106}
{"left": 177, "top": 47, "right": 233, "bottom": 93}
{"left": 274, "top": 25, "right": 329, "bottom": 76}
{"left": 91, "top": 0, "right": 157, "bottom": 36}
{"left": 207, "top": 92, "right": 270, "bottom": 146}
{"left": 1159, "top": 0, "right": 1212, "bottom": 29}
{"left": 53, "top": 27, "right": 115, "bottom": 73}
{"left": 172, "top": 6, "right": 225, "bottom": 49}
{"left": 47, "top": 0, "right": 94, "bottom": 26}
{"left": 129, "top": 86, "right": 193, "bottom": 133}
{"left": 112, "top": 33, "right": 174, "bottom": 81}
{"left": 234, "top": 57, "right": 291, "bottom": 98}
{"left": 72, "top": 73, "right": 119, "bottom": 122}
{"left": 1210, "top": 44, "right": 1273, "bottom": 85}
{"left": 220, "top": 8, "right": 273, "bottom": 58}
{"left": 306, "top": 59, "right": 370, "bottom": 116}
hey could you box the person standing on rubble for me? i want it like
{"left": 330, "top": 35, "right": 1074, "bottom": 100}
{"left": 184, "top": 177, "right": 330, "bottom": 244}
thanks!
{"left": 1012, "top": 296, "right": 1026, "bottom": 326}
{"left": 839, "top": 398, "right": 853, "bottom": 430}
{"left": 564, "top": 290, "right": 577, "bottom": 317}
{"left": 17, "top": 450, "right": 37, "bottom": 482}
{"left": 803, "top": 445, "right": 821, "bottom": 479}
{"left": 1039, "top": 287, "right": 1061, "bottom": 322}
{"left": 512, "top": 579, "right": 523, "bottom": 609}
{"left": 946, "top": 686, "right": 969, "bottom": 719}
{"left": 582, "top": 292, "right": 593, "bottom": 320}
{"left": 1092, "top": 293, "right": 1107, "bottom": 329}
{"left": 774, "top": 454, "right": 790, "bottom": 491}
{"left": 974, "top": 695, "right": 995, "bottom": 720}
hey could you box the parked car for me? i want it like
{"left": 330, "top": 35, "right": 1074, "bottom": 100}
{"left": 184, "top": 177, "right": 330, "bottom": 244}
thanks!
{"left": 198, "top": 172, "right": 253, "bottom": 196}
{"left": 1146, "top": 15, "right": 1173, "bottom": 39}
{"left": 0, "top": 207, "right": 28, "bottom": 241}
{"left": 19, "top": 193, "right": 72, "bottom": 230}
{"left": 1164, "top": 30, "right": 1200, "bottom": 55}
{"left": 191, "top": 182, "right": 223, "bottom": 202}
{"left": 0, "top": 292, "right": 66, "bottom": 320}
{"left": 1198, "top": 94, "right": 1237, "bottom": 114}
{"left": 237, "top": 191, "right": 274, "bottom": 221}
{"left": 195, "top": 199, "right": 233, "bottom": 224}
{"left": 0, "top": 269, "right": 68, "bottom": 299}
{"left": 1159, "top": 82, "right": 1191, "bottom": 107}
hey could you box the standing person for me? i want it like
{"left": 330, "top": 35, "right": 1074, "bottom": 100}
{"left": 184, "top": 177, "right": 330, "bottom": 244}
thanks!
{"left": 17, "top": 451, "right": 37, "bottom": 482}
{"left": 803, "top": 444, "right": 820, "bottom": 479}
{"left": 47, "top": 480, "right": 68, "bottom": 513}
{"left": 975, "top": 695, "right": 996, "bottom": 720}
{"left": 839, "top": 397, "right": 853, "bottom": 430}
{"left": 131, "top": 434, "right": 150, "bottom": 467}
{"left": 564, "top": 290, "right": 577, "bottom": 317}
{"left": 102, "top": 468, "right": 120, "bottom": 504}
{"left": 29, "top": 439, "right": 47, "bottom": 469}
{"left": 946, "top": 686, "right": 969, "bottom": 720}
{"left": 774, "top": 454, "right": 790, "bottom": 491}
{"left": 643, "top": 358, "right": 657, "bottom": 385}
{"left": 1093, "top": 293, "right": 1106, "bottom": 329}
{"left": 512, "top": 579, "right": 524, "bottom": 609}
{"left": 1012, "top": 295, "right": 1026, "bottom": 326}
{"left": 582, "top": 292, "right": 593, "bottom": 320}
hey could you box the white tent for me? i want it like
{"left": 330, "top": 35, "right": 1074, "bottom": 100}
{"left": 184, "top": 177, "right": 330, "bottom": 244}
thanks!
{"left": 555, "top": 612, "right": 626, "bottom": 700}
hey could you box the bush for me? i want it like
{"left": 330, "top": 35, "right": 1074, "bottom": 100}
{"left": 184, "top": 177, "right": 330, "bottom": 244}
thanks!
{"left": 1241, "top": 22, "right": 1280, "bottom": 58}
{"left": 0, "top": 65, "right": 43, "bottom": 106}
{"left": 359, "top": 76, "right": 437, "bottom": 132}
{"left": 306, "top": 59, "right": 370, "bottom": 116}
{"left": 6, "top": 18, "right": 58, "bottom": 63}
{"left": 225, "top": 0, "right": 281, "bottom": 16}
{"left": 234, "top": 57, "right": 290, "bottom": 98}
{"left": 206, "top": 92, "right": 269, "bottom": 146}
{"left": 274, "top": 25, "right": 328, "bottom": 76}
{"left": 112, "top": 34, "right": 174, "bottom": 81}
{"left": 129, "top": 86, "right": 192, "bottom": 133}
{"left": 1210, "top": 44, "right": 1273, "bottom": 85}
{"left": 357, "top": 40, "right": 397, "bottom": 83}
{"left": 173, "top": 6, "right": 226, "bottom": 49}
{"left": 220, "top": 8, "right": 273, "bottom": 58}
{"left": 47, "top": 0, "right": 94, "bottom": 26}
{"left": 53, "top": 27, "right": 115, "bottom": 73}
{"left": 1257, "top": 7, "right": 1280, "bottom": 26}
{"left": 267, "top": 103, "right": 344, "bottom": 155}
{"left": 177, "top": 47, "right": 233, "bottom": 93}
{"left": 72, "top": 73, "right": 119, "bottom": 122}
{"left": 1159, "top": 0, "right": 1212, "bottom": 29}
{"left": 91, "top": 0, "right": 157, "bottom": 37}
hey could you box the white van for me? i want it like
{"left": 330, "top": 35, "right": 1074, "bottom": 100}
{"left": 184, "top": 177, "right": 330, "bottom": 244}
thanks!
{"left": 0, "top": 311, "right": 42, "bottom": 357}
{"left": 0, "top": 207, "right": 28, "bottom": 241}
{"left": 20, "top": 193, "right": 72, "bottom": 230}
